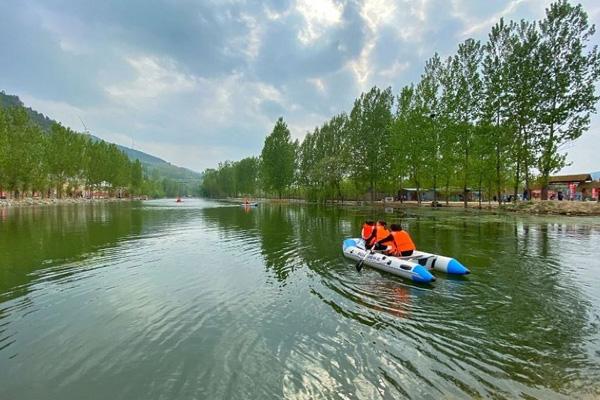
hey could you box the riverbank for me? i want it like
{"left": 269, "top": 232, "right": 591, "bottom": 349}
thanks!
{"left": 0, "top": 197, "right": 137, "bottom": 208}
{"left": 222, "top": 197, "right": 600, "bottom": 216}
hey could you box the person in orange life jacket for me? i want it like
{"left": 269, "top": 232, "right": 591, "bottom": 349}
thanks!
{"left": 372, "top": 220, "right": 395, "bottom": 253}
{"left": 390, "top": 224, "right": 416, "bottom": 256}
{"left": 361, "top": 220, "right": 376, "bottom": 248}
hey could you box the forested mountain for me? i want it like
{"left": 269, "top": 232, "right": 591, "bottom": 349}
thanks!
{"left": 0, "top": 91, "right": 201, "bottom": 183}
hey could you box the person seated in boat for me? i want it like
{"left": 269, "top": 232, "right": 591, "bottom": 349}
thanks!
{"left": 372, "top": 220, "right": 395, "bottom": 253}
{"left": 361, "top": 220, "right": 376, "bottom": 247}
{"left": 390, "top": 224, "right": 416, "bottom": 256}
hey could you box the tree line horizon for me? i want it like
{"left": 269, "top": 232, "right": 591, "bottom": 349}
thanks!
{"left": 0, "top": 105, "right": 195, "bottom": 199}
{"left": 201, "top": 0, "right": 600, "bottom": 205}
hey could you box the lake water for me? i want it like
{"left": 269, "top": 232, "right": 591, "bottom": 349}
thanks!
{"left": 1, "top": 199, "right": 600, "bottom": 399}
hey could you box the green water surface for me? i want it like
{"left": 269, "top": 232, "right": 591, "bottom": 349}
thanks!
{"left": 1, "top": 199, "right": 599, "bottom": 399}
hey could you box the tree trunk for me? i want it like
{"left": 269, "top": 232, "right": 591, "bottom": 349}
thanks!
{"left": 445, "top": 176, "right": 450, "bottom": 206}
{"left": 496, "top": 146, "right": 502, "bottom": 205}
{"left": 540, "top": 112, "right": 556, "bottom": 201}
{"left": 541, "top": 184, "right": 548, "bottom": 200}
{"left": 433, "top": 174, "right": 437, "bottom": 205}
{"left": 514, "top": 160, "right": 520, "bottom": 201}
{"left": 463, "top": 147, "right": 469, "bottom": 208}
{"left": 478, "top": 175, "right": 482, "bottom": 208}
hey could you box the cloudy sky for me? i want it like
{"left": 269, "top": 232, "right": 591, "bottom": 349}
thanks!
{"left": 1, "top": 0, "right": 599, "bottom": 173}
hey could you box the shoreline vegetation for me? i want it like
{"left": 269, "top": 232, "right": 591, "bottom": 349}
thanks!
{"left": 3, "top": 195, "right": 599, "bottom": 216}
{"left": 0, "top": 97, "right": 200, "bottom": 201}
{"left": 230, "top": 197, "right": 600, "bottom": 216}
{"left": 0, "top": 196, "right": 139, "bottom": 209}
{"left": 201, "top": 1, "right": 600, "bottom": 208}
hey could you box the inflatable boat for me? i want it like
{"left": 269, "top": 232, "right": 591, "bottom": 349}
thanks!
{"left": 342, "top": 239, "right": 435, "bottom": 283}
{"left": 343, "top": 238, "right": 470, "bottom": 278}
{"left": 398, "top": 250, "right": 470, "bottom": 275}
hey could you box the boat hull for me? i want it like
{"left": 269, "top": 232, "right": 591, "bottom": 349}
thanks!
{"left": 343, "top": 238, "right": 470, "bottom": 276}
{"left": 343, "top": 239, "right": 435, "bottom": 283}
{"left": 399, "top": 250, "right": 470, "bottom": 275}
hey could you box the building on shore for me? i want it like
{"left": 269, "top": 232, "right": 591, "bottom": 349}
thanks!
{"left": 531, "top": 174, "right": 598, "bottom": 201}
{"left": 396, "top": 188, "right": 481, "bottom": 202}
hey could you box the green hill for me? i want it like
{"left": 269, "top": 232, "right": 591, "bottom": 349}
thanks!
{"left": 0, "top": 91, "right": 202, "bottom": 183}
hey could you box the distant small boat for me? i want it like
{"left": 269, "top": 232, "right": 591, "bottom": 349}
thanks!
{"left": 176, "top": 197, "right": 182, "bottom": 203}
{"left": 241, "top": 202, "right": 258, "bottom": 207}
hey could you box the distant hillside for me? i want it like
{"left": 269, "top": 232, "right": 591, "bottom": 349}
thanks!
{"left": 0, "top": 91, "right": 54, "bottom": 131}
{"left": 0, "top": 91, "right": 202, "bottom": 182}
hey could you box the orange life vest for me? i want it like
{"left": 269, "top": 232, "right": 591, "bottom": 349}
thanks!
{"left": 375, "top": 225, "right": 393, "bottom": 245}
{"left": 361, "top": 224, "right": 374, "bottom": 241}
{"left": 391, "top": 231, "right": 416, "bottom": 254}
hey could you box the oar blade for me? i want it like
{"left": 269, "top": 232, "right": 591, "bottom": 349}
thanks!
{"left": 356, "top": 260, "right": 363, "bottom": 272}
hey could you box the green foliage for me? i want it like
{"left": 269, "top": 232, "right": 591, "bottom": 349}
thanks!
{"left": 260, "top": 118, "right": 296, "bottom": 198}
{"left": 0, "top": 91, "right": 202, "bottom": 190}
{"left": 0, "top": 107, "right": 47, "bottom": 197}
{"left": 199, "top": 157, "right": 259, "bottom": 198}
{"left": 0, "top": 95, "right": 201, "bottom": 199}
{"left": 535, "top": 0, "right": 600, "bottom": 198}
{"left": 235, "top": 157, "right": 260, "bottom": 195}
{"left": 130, "top": 159, "right": 143, "bottom": 195}
{"left": 348, "top": 86, "right": 394, "bottom": 200}
{"left": 0, "top": 103, "right": 158, "bottom": 199}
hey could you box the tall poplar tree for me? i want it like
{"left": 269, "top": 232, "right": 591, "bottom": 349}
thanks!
{"left": 447, "top": 39, "right": 483, "bottom": 206}
{"left": 507, "top": 20, "right": 542, "bottom": 199}
{"left": 420, "top": 54, "right": 442, "bottom": 204}
{"left": 348, "top": 86, "right": 394, "bottom": 202}
{"left": 260, "top": 117, "right": 296, "bottom": 198}
{"left": 481, "top": 18, "right": 514, "bottom": 203}
{"left": 536, "top": 0, "right": 600, "bottom": 199}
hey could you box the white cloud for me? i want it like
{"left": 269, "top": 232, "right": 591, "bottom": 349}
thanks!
{"left": 360, "top": 0, "right": 396, "bottom": 32}
{"left": 296, "top": 0, "right": 344, "bottom": 44}
{"left": 346, "top": 0, "right": 423, "bottom": 89}
{"left": 452, "top": 0, "right": 528, "bottom": 37}
{"left": 307, "top": 77, "right": 326, "bottom": 94}
{"left": 191, "top": 72, "right": 285, "bottom": 128}
{"left": 347, "top": 39, "right": 376, "bottom": 90}
{"left": 379, "top": 60, "right": 410, "bottom": 79}
{"left": 225, "top": 13, "right": 263, "bottom": 60}
{"left": 34, "top": 5, "right": 91, "bottom": 55}
{"left": 105, "top": 56, "right": 197, "bottom": 104}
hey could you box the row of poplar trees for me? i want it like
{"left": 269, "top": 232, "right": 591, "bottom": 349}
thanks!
{"left": 202, "top": 1, "right": 600, "bottom": 204}
{"left": 0, "top": 106, "right": 144, "bottom": 198}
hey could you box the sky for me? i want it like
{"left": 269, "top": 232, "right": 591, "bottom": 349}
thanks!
{"left": 1, "top": 0, "right": 599, "bottom": 174}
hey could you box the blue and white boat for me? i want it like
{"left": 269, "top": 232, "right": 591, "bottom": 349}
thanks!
{"left": 343, "top": 238, "right": 470, "bottom": 281}
{"left": 343, "top": 238, "right": 436, "bottom": 283}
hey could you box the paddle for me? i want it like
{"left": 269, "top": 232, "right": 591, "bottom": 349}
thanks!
{"left": 356, "top": 241, "right": 375, "bottom": 272}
